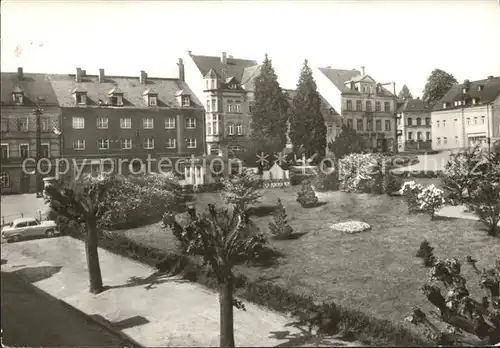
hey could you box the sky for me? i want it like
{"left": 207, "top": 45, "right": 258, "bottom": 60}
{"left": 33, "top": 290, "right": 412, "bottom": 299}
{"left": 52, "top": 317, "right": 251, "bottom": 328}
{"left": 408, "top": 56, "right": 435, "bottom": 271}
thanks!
{"left": 1, "top": 0, "right": 500, "bottom": 98}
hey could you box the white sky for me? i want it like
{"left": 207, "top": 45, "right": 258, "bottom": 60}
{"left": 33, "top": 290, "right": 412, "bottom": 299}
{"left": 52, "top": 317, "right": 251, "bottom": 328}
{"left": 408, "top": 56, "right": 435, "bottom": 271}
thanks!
{"left": 2, "top": 0, "right": 500, "bottom": 97}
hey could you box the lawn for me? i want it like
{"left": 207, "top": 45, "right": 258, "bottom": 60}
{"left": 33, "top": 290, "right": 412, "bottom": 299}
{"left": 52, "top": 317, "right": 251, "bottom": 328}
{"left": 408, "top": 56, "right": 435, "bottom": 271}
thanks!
{"left": 119, "top": 186, "right": 499, "bottom": 334}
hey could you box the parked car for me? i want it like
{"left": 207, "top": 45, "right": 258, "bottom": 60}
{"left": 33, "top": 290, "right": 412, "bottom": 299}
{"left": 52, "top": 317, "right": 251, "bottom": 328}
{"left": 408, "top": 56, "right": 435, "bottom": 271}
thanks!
{"left": 1, "top": 217, "right": 59, "bottom": 243}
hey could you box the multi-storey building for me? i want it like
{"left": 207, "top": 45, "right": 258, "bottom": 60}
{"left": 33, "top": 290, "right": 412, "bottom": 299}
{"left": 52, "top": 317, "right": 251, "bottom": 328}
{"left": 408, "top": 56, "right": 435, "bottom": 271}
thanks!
{"left": 396, "top": 98, "right": 433, "bottom": 152}
{"left": 182, "top": 51, "right": 260, "bottom": 157}
{"left": 47, "top": 67, "right": 205, "bottom": 178}
{"left": 1, "top": 68, "right": 61, "bottom": 194}
{"left": 431, "top": 76, "right": 500, "bottom": 151}
{"left": 313, "top": 66, "right": 397, "bottom": 152}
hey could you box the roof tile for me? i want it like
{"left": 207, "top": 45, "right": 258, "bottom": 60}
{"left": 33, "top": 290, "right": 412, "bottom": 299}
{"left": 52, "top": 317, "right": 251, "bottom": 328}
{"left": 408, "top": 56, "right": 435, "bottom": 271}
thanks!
{"left": 1, "top": 72, "right": 59, "bottom": 106}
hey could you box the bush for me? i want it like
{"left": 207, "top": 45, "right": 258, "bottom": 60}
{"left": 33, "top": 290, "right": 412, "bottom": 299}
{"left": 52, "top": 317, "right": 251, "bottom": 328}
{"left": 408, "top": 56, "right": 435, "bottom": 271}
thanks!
{"left": 268, "top": 198, "right": 293, "bottom": 240}
{"left": 400, "top": 181, "right": 424, "bottom": 214}
{"left": 313, "top": 170, "right": 340, "bottom": 192}
{"left": 290, "top": 173, "right": 314, "bottom": 186}
{"left": 296, "top": 182, "right": 319, "bottom": 208}
{"left": 383, "top": 172, "right": 403, "bottom": 196}
{"left": 417, "top": 185, "right": 445, "bottom": 220}
{"left": 415, "top": 240, "right": 436, "bottom": 267}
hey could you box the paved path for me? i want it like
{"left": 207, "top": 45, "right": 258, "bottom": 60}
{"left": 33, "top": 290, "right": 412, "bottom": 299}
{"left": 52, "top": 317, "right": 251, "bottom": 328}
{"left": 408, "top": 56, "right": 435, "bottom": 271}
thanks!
{"left": 436, "top": 205, "right": 500, "bottom": 226}
{"left": 1, "top": 237, "right": 359, "bottom": 347}
{"left": 392, "top": 151, "right": 452, "bottom": 173}
{"left": 1, "top": 270, "right": 125, "bottom": 347}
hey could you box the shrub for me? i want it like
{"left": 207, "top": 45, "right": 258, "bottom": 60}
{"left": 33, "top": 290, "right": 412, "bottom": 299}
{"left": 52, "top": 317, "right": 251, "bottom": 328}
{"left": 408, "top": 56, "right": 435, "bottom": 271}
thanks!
{"left": 416, "top": 240, "right": 436, "bottom": 267}
{"left": 400, "top": 181, "right": 424, "bottom": 214}
{"left": 220, "top": 172, "right": 263, "bottom": 211}
{"left": 296, "top": 181, "right": 319, "bottom": 208}
{"left": 268, "top": 198, "right": 293, "bottom": 240}
{"left": 313, "top": 170, "right": 340, "bottom": 192}
{"left": 383, "top": 172, "right": 403, "bottom": 196}
{"left": 417, "top": 184, "right": 445, "bottom": 220}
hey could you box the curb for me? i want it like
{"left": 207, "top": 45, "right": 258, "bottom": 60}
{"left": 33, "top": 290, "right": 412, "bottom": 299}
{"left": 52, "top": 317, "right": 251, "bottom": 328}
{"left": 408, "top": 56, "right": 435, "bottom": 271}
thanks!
{"left": 7, "top": 270, "right": 143, "bottom": 348}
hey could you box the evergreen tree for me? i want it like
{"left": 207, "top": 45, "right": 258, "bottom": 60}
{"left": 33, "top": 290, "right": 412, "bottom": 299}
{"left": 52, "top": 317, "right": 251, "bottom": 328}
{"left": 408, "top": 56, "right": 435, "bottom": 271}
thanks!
{"left": 422, "top": 69, "right": 458, "bottom": 103}
{"left": 269, "top": 198, "right": 293, "bottom": 239}
{"left": 398, "top": 84, "right": 413, "bottom": 100}
{"left": 251, "top": 54, "right": 288, "bottom": 155}
{"left": 327, "top": 125, "right": 364, "bottom": 159}
{"left": 296, "top": 181, "right": 319, "bottom": 208}
{"left": 289, "top": 59, "right": 327, "bottom": 158}
{"left": 415, "top": 239, "right": 436, "bottom": 267}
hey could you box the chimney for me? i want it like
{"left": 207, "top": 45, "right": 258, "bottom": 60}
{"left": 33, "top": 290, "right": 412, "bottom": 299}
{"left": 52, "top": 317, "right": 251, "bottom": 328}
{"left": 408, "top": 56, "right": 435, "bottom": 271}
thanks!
{"left": 221, "top": 52, "right": 227, "bottom": 64}
{"left": 488, "top": 75, "right": 494, "bottom": 79}
{"left": 81, "top": 69, "right": 87, "bottom": 76}
{"left": 187, "top": 50, "right": 192, "bottom": 55}
{"left": 140, "top": 70, "right": 147, "bottom": 84}
{"left": 177, "top": 58, "right": 185, "bottom": 81}
{"left": 464, "top": 79, "right": 470, "bottom": 85}
{"left": 98, "top": 69, "right": 105, "bottom": 83}
{"left": 17, "top": 67, "right": 24, "bottom": 80}
{"left": 361, "top": 66, "right": 365, "bottom": 75}
{"left": 76, "top": 67, "right": 82, "bottom": 82}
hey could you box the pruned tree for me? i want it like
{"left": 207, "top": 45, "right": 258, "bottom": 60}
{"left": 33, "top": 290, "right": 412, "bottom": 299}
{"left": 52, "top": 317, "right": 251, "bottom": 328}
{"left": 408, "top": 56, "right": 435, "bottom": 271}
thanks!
{"left": 268, "top": 198, "right": 293, "bottom": 239}
{"left": 405, "top": 256, "right": 500, "bottom": 345}
{"left": 328, "top": 125, "right": 364, "bottom": 160}
{"left": 220, "top": 172, "right": 263, "bottom": 212}
{"left": 44, "top": 175, "right": 112, "bottom": 294}
{"left": 162, "top": 204, "right": 267, "bottom": 348}
{"left": 289, "top": 59, "right": 327, "bottom": 158}
{"left": 422, "top": 69, "right": 458, "bottom": 103}
{"left": 398, "top": 84, "right": 413, "bottom": 100}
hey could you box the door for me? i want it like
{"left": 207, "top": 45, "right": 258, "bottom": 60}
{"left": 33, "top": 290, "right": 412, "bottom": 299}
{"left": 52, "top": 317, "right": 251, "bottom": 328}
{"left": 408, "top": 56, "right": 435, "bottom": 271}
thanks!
{"left": 20, "top": 172, "right": 31, "bottom": 193}
{"left": 13, "top": 221, "right": 28, "bottom": 237}
{"left": 26, "top": 220, "right": 41, "bottom": 237}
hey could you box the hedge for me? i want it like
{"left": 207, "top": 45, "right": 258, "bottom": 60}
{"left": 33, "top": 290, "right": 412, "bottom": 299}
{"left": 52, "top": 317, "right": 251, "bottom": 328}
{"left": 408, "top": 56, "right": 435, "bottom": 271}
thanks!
{"left": 74, "top": 232, "right": 430, "bottom": 347}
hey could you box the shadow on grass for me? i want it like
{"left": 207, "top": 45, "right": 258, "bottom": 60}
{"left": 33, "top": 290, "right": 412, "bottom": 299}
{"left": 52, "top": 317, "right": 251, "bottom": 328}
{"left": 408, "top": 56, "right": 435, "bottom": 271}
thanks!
{"left": 432, "top": 215, "right": 459, "bottom": 221}
{"left": 248, "top": 247, "right": 286, "bottom": 268}
{"left": 90, "top": 314, "right": 149, "bottom": 331}
{"left": 107, "top": 271, "right": 190, "bottom": 291}
{"left": 248, "top": 205, "right": 277, "bottom": 217}
{"left": 269, "top": 326, "right": 353, "bottom": 347}
{"left": 10, "top": 266, "right": 62, "bottom": 283}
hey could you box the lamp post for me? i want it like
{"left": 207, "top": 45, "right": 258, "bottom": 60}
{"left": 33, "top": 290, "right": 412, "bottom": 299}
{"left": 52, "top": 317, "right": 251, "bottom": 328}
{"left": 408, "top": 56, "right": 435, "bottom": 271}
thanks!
{"left": 33, "top": 105, "right": 43, "bottom": 197}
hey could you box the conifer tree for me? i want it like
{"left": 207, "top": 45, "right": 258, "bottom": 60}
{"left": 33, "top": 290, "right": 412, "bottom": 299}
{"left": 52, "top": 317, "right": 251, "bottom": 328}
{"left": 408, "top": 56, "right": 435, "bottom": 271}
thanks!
{"left": 289, "top": 59, "right": 326, "bottom": 158}
{"left": 269, "top": 198, "right": 293, "bottom": 239}
{"left": 398, "top": 85, "right": 413, "bottom": 100}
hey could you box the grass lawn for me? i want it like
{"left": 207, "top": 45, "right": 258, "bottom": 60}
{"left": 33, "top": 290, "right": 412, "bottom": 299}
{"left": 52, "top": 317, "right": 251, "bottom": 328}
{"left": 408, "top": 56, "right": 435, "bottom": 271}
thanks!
{"left": 118, "top": 186, "right": 499, "bottom": 336}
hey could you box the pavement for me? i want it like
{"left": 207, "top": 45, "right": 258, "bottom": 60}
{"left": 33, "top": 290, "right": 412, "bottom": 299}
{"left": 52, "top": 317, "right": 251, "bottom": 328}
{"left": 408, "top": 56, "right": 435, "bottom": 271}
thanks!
{"left": 436, "top": 205, "right": 500, "bottom": 226}
{"left": 1, "top": 237, "right": 361, "bottom": 347}
{"left": 1, "top": 269, "right": 127, "bottom": 347}
{"left": 1, "top": 193, "right": 49, "bottom": 225}
{"left": 392, "top": 151, "right": 453, "bottom": 173}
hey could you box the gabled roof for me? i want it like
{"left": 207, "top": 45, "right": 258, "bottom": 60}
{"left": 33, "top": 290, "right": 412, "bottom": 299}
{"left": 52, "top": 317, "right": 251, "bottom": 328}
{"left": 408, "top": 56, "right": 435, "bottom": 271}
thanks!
{"left": 47, "top": 73, "right": 202, "bottom": 109}
{"left": 226, "top": 76, "right": 237, "bottom": 84}
{"left": 12, "top": 86, "right": 24, "bottom": 93}
{"left": 397, "top": 98, "right": 434, "bottom": 113}
{"left": 348, "top": 74, "right": 376, "bottom": 83}
{"left": 283, "top": 89, "right": 341, "bottom": 124}
{"left": 72, "top": 86, "right": 87, "bottom": 93}
{"left": 1, "top": 72, "right": 59, "bottom": 106}
{"left": 189, "top": 53, "right": 258, "bottom": 83}
{"left": 204, "top": 68, "right": 218, "bottom": 79}
{"left": 142, "top": 88, "right": 158, "bottom": 96}
{"left": 433, "top": 76, "right": 500, "bottom": 111}
{"left": 108, "top": 87, "right": 123, "bottom": 95}
{"left": 241, "top": 65, "right": 261, "bottom": 91}
{"left": 175, "top": 89, "right": 189, "bottom": 96}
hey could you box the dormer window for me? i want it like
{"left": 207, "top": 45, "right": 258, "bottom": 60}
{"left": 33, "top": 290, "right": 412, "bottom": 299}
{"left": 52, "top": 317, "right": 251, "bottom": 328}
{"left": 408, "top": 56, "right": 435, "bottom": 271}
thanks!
{"left": 108, "top": 87, "right": 124, "bottom": 106}
{"left": 76, "top": 93, "right": 87, "bottom": 105}
{"left": 182, "top": 96, "right": 190, "bottom": 107}
{"left": 477, "top": 85, "right": 484, "bottom": 92}
{"left": 149, "top": 96, "right": 157, "bottom": 106}
{"left": 12, "top": 86, "right": 24, "bottom": 105}
{"left": 142, "top": 89, "right": 158, "bottom": 107}
{"left": 176, "top": 90, "right": 191, "bottom": 107}
{"left": 443, "top": 102, "right": 449, "bottom": 108}
{"left": 472, "top": 97, "right": 479, "bottom": 105}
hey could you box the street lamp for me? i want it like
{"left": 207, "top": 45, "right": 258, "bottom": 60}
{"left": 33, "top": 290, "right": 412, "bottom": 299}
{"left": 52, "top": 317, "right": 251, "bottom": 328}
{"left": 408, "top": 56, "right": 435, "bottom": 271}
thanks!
{"left": 33, "top": 105, "right": 43, "bottom": 197}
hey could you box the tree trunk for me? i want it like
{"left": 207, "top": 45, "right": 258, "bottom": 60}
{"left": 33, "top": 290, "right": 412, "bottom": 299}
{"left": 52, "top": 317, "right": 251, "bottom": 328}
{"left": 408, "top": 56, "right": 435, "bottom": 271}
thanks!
{"left": 85, "top": 219, "right": 103, "bottom": 294}
{"left": 219, "top": 276, "right": 235, "bottom": 348}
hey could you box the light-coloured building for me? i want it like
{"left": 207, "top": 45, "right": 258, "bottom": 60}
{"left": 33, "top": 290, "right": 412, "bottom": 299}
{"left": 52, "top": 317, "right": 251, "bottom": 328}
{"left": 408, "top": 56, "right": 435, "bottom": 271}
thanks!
{"left": 313, "top": 66, "right": 397, "bottom": 152}
{"left": 396, "top": 98, "right": 433, "bottom": 152}
{"left": 431, "top": 76, "right": 500, "bottom": 151}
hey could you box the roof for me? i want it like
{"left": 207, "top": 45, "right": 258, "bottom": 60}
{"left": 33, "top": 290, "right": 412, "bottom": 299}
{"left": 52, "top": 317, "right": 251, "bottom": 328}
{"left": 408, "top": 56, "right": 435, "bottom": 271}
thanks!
{"left": 397, "top": 98, "right": 434, "bottom": 113}
{"left": 317, "top": 67, "right": 394, "bottom": 97}
{"left": 12, "top": 217, "right": 37, "bottom": 224}
{"left": 204, "top": 68, "right": 218, "bottom": 79}
{"left": 433, "top": 76, "right": 500, "bottom": 111}
{"left": 1, "top": 72, "right": 59, "bottom": 106}
{"left": 241, "top": 65, "right": 261, "bottom": 91}
{"left": 283, "top": 89, "right": 341, "bottom": 124}
{"left": 189, "top": 53, "right": 258, "bottom": 83}
{"left": 47, "top": 73, "right": 202, "bottom": 109}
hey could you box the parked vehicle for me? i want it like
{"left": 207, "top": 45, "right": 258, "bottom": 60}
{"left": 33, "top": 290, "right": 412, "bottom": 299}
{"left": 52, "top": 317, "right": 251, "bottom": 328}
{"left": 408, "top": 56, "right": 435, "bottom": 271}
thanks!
{"left": 1, "top": 217, "right": 59, "bottom": 243}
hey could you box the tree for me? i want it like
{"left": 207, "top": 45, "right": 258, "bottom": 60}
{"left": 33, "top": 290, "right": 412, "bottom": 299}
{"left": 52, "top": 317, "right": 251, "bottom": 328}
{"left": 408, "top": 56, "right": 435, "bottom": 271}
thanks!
{"left": 327, "top": 125, "right": 364, "bottom": 159}
{"left": 220, "top": 172, "right": 263, "bottom": 212}
{"left": 289, "top": 59, "right": 327, "bottom": 158}
{"left": 422, "top": 69, "right": 458, "bottom": 103}
{"left": 416, "top": 239, "right": 436, "bottom": 267}
{"left": 296, "top": 181, "right": 319, "bottom": 208}
{"left": 44, "top": 175, "right": 111, "bottom": 294}
{"left": 398, "top": 84, "right": 413, "bottom": 100}
{"left": 268, "top": 198, "right": 293, "bottom": 239}
{"left": 251, "top": 54, "right": 289, "bottom": 155}
{"left": 162, "top": 205, "right": 267, "bottom": 348}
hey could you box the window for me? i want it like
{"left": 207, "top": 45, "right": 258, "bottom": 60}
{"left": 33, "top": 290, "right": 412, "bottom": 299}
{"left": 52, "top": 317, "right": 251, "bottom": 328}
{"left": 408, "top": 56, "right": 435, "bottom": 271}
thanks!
{"left": 474, "top": 117, "right": 478, "bottom": 125}
{"left": 41, "top": 144, "right": 50, "bottom": 158}
{"left": 417, "top": 132, "right": 422, "bottom": 141}
{"left": 205, "top": 80, "right": 209, "bottom": 90}
{"left": 211, "top": 99, "right": 217, "bottom": 112}
{"left": 38, "top": 117, "right": 50, "bottom": 132}
{"left": 143, "top": 118, "right": 154, "bottom": 129}
{"left": 120, "top": 118, "right": 131, "bottom": 129}
{"left": 1, "top": 119, "right": 8, "bottom": 132}
{"left": 236, "top": 124, "right": 243, "bottom": 135}
{"left": 98, "top": 138, "right": 109, "bottom": 150}
{"left": 148, "top": 96, "right": 157, "bottom": 106}
{"left": 455, "top": 136, "right": 459, "bottom": 144}
{"left": 19, "top": 144, "right": 29, "bottom": 159}
{"left": 375, "top": 101, "right": 381, "bottom": 112}
{"left": 228, "top": 145, "right": 242, "bottom": 153}
{"left": 346, "top": 100, "right": 352, "bottom": 111}
{"left": 408, "top": 132, "right": 413, "bottom": 140}
{"left": 143, "top": 138, "right": 154, "bottom": 149}
{"left": 384, "top": 102, "right": 390, "bottom": 112}
{"left": 347, "top": 119, "right": 353, "bottom": 129}
{"left": 72, "top": 117, "right": 84, "bottom": 129}
{"left": 235, "top": 101, "right": 241, "bottom": 113}
{"left": 356, "top": 100, "right": 362, "bottom": 111}
{"left": 436, "top": 120, "right": 440, "bottom": 128}
{"left": 186, "top": 138, "right": 197, "bottom": 148}
{"left": 443, "top": 137, "right": 448, "bottom": 145}
{"left": 165, "top": 117, "right": 176, "bottom": 129}
{"left": 366, "top": 101, "right": 372, "bottom": 112}
{"left": 385, "top": 120, "right": 391, "bottom": 131}
{"left": 73, "top": 140, "right": 85, "bottom": 150}
{"left": 75, "top": 93, "right": 87, "bottom": 105}
{"left": 210, "top": 144, "right": 220, "bottom": 155}
{"left": 1, "top": 144, "right": 9, "bottom": 159}
{"left": 397, "top": 118, "right": 401, "bottom": 126}
{"left": 227, "top": 100, "right": 233, "bottom": 112}
{"left": 166, "top": 138, "right": 176, "bottom": 149}
{"left": 367, "top": 120, "right": 373, "bottom": 131}
{"left": 206, "top": 100, "right": 210, "bottom": 112}
{"left": 110, "top": 95, "right": 123, "bottom": 106}
{"left": 437, "top": 137, "right": 441, "bottom": 145}
{"left": 211, "top": 80, "right": 216, "bottom": 89}
{"left": 121, "top": 139, "right": 132, "bottom": 149}
{"left": 182, "top": 95, "right": 190, "bottom": 107}
{"left": 453, "top": 119, "right": 458, "bottom": 127}
{"left": 186, "top": 118, "right": 196, "bottom": 129}
{"left": 407, "top": 118, "right": 412, "bottom": 126}
{"left": 228, "top": 123, "right": 234, "bottom": 135}
{"left": 1, "top": 172, "right": 10, "bottom": 187}
{"left": 424, "top": 118, "right": 430, "bottom": 126}
{"left": 442, "top": 120, "right": 446, "bottom": 128}
{"left": 467, "top": 118, "right": 471, "bottom": 125}
{"left": 357, "top": 119, "right": 363, "bottom": 131}
{"left": 481, "top": 116, "right": 485, "bottom": 124}
{"left": 375, "top": 120, "right": 382, "bottom": 131}
{"left": 19, "top": 118, "right": 29, "bottom": 131}
{"left": 416, "top": 118, "right": 421, "bottom": 126}
{"left": 207, "top": 114, "right": 219, "bottom": 135}
{"left": 97, "top": 117, "right": 108, "bottom": 129}
{"left": 426, "top": 132, "right": 431, "bottom": 141}
{"left": 13, "top": 92, "right": 24, "bottom": 104}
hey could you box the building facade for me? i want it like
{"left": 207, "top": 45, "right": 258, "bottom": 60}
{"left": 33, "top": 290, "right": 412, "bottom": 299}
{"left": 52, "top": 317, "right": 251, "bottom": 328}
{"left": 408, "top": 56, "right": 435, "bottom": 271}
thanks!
{"left": 396, "top": 98, "right": 433, "bottom": 152}
{"left": 431, "top": 76, "right": 500, "bottom": 151}
{"left": 1, "top": 68, "right": 61, "bottom": 194}
{"left": 313, "top": 66, "right": 397, "bottom": 152}
{"left": 182, "top": 51, "right": 259, "bottom": 157}
{"left": 47, "top": 67, "right": 205, "bottom": 179}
